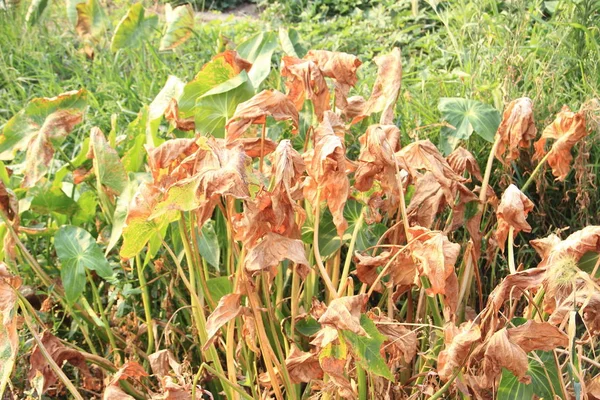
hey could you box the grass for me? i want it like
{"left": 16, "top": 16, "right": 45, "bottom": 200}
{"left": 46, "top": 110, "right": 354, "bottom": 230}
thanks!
{"left": 1, "top": 0, "right": 599, "bottom": 399}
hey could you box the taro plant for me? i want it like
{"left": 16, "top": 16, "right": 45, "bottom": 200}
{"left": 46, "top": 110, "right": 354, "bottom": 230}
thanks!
{"left": 0, "top": 3, "right": 600, "bottom": 399}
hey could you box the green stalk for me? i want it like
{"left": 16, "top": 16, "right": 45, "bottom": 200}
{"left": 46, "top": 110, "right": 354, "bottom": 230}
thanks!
{"left": 290, "top": 264, "right": 300, "bottom": 342}
{"left": 135, "top": 255, "right": 155, "bottom": 355}
{"left": 521, "top": 151, "right": 551, "bottom": 192}
{"left": 337, "top": 207, "right": 364, "bottom": 297}
{"left": 313, "top": 188, "right": 340, "bottom": 300}
{"left": 87, "top": 270, "right": 119, "bottom": 360}
{"left": 357, "top": 364, "right": 367, "bottom": 400}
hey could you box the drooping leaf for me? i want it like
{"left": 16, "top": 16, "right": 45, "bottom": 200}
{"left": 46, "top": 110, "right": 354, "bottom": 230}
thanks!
{"left": 204, "top": 294, "right": 242, "bottom": 350}
{"left": 279, "top": 27, "right": 305, "bottom": 58}
{"left": 286, "top": 345, "right": 323, "bottom": 384}
{"left": 447, "top": 146, "right": 482, "bottom": 181}
{"left": 244, "top": 232, "right": 308, "bottom": 276}
{"left": 0, "top": 263, "right": 21, "bottom": 397}
{"left": 194, "top": 71, "right": 255, "bottom": 137}
{"left": 281, "top": 56, "right": 330, "bottom": 121}
{"left": 75, "top": 0, "right": 110, "bottom": 41}
{"left": 66, "top": 0, "right": 87, "bottom": 25}
{"left": 437, "top": 323, "right": 481, "bottom": 381}
{"left": 159, "top": 3, "right": 194, "bottom": 51}
{"left": 110, "top": 2, "right": 158, "bottom": 52}
{"left": 495, "top": 97, "right": 537, "bottom": 165}
{"left": 495, "top": 184, "right": 534, "bottom": 253}
{"left": 438, "top": 97, "right": 501, "bottom": 155}
{"left": 55, "top": 225, "right": 113, "bottom": 304}
{"left": 0, "top": 89, "right": 87, "bottom": 187}
{"left": 148, "top": 75, "right": 186, "bottom": 125}
{"left": 236, "top": 31, "right": 278, "bottom": 89}
{"left": 533, "top": 105, "right": 588, "bottom": 181}
{"left": 90, "top": 127, "right": 128, "bottom": 197}
{"left": 103, "top": 362, "right": 148, "bottom": 400}
{"left": 339, "top": 314, "right": 393, "bottom": 380}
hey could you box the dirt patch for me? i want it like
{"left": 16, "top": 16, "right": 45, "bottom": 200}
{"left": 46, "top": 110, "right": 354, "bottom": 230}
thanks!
{"left": 197, "top": 3, "right": 259, "bottom": 22}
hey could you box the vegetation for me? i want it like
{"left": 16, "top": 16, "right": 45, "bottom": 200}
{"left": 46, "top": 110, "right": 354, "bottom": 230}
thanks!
{"left": 0, "top": 0, "right": 599, "bottom": 399}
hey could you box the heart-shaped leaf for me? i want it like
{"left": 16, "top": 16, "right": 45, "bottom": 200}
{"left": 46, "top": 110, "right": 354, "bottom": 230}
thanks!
{"left": 438, "top": 97, "right": 501, "bottom": 155}
{"left": 159, "top": 3, "right": 194, "bottom": 51}
{"left": 110, "top": 2, "right": 158, "bottom": 52}
{"left": 237, "top": 32, "right": 278, "bottom": 89}
{"left": 498, "top": 351, "right": 563, "bottom": 400}
{"left": 55, "top": 225, "right": 113, "bottom": 304}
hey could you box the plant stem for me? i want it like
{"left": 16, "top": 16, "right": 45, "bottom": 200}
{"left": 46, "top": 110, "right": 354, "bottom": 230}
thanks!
{"left": 87, "top": 270, "right": 120, "bottom": 363}
{"left": 507, "top": 226, "right": 516, "bottom": 274}
{"left": 313, "top": 188, "right": 339, "bottom": 300}
{"left": 337, "top": 207, "right": 364, "bottom": 297}
{"left": 290, "top": 264, "right": 300, "bottom": 342}
{"left": 259, "top": 122, "right": 266, "bottom": 174}
{"left": 135, "top": 255, "right": 155, "bottom": 355}
{"left": 479, "top": 136, "right": 501, "bottom": 204}
{"left": 521, "top": 151, "right": 551, "bottom": 192}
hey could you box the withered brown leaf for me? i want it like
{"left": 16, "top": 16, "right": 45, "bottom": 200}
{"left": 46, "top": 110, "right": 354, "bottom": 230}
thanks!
{"left": 495, "top": 97, "right": 537, "bottom": 165}
{"left": 281, "top": 56, "right": 330, "bottom": 121}
{"left": 495, "top": 184, "right": 534, "bottom": 252}
{"left": 438, "top": 323, "right": 481, "bottom": 381}
{"left": 483, "top": 328, "right": 529, "bottom": 386}
{"left": 447, "top": 146, "right": 482, "bottom": 181}
{"left": 534, "top": 105, "right": 588, "bottom": 181}
{"left": 286, "top": 344, "right": 324, "bottom": 383}
{"left": 204, "top": 293, "right": 243, "bottom": 350}
{"left": 318, "top": 294, "right": 367, "bottom": 335}
{"left": 244, "top": 232, "right": 309, "bottom": 277}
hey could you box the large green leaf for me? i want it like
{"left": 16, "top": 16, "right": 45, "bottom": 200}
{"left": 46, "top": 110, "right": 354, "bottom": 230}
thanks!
{"left": 498, "top": 351, "right": 563, "bottom": 400}
{"left": 90, "top": 127, "right": 128, "bottom": 197}
{"left": 179, "top": 55, "right": 242, "bottom": 119}
{"left": 206, "top": 276, "right": 232, "bottom": 303}
{"left": 438, "top": 97, "right": 501, "bottom": 155}
{"left": 75, "top": 0, "right": 110, "bottom": 40}
{"left": 55, "top": 225, "right": 113, "bottom": 304}
{"left": 110, "top": 2, "right": 158, "bottom": 52}
{"left": 106, "top": 180, "right": 136, "bottom": 255}
{"left": 26, "top": 0, "right": 49, "bottom": 25}
{"left": 340, "top": 314, "right": 393, "bottom": 380}
{"left": 159, "top": 3, "right": 194, "bottom": 51}
{"left": 149, "top": 75, "right": 185, "bottom": 123}
{"left": 194, "top": 71, "right": 254, "bottom": 137}
{"left": 278, "top": 27, "right": 306, "bottom": 58}
{"left": 0, "top": 89, "right": 87, "bottom": 158}
{"left": 236, "top": 32, "right": 278, "bottom": 89}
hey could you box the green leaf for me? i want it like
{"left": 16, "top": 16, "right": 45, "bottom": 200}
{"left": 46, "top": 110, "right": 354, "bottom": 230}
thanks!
{"left": 438, "top": 97, "right": 501, "bottom": 155}
{"left": 106, "top": 180, "right": 136, "bottom": 255}
{"left": 159, "top": 3, "right": 194, "bottom": 51}
{"left": 110, "top": 2, "right": 158, "bottom": 52}
{"left": 26, "top": 0, "right": 50, "bottom": 25}
{"left": 197, "top": 220, "right": 220, "bottom": 270}
{"left": 578, "top": 251, "right": 598, "bottom": 275}
{"left": 90, "top": 128, "right": 128, "bottom": 197}
{"left": 278, "top": 27, "right": 306, "bottom": 58}
{"left": 206, "top": 276, "right": 232, "bottom": 303}
{"left": 55, "top": 225, "right": 113, "bottom": 304}
{"left": 148, "top": 75, "right": 185, "bottom": 123}
{"left": 66, "top": 0, "right": 86, "bottom": 25}
{"left": 498, "top": 351, "right": 563, "bottom": 400}
{"left": 296, "top": 317, "right": 321, "bottom": 337}
{"left": 30, "top": 185, "right": 79, "bottom": 215}
{"left": 194, "top": 71, "right": 255, "bottom": 137}
{"left": 72, "top": 190, "right": 97, "bottom": 225}
{"left": 340, "top": 314, "right": 393, "bottom": 380}
{"left": 236, "top": 32, "right": 278, "bottom": 89}
{"left": 179, "top": 55, "right": 242, "bottom": 119}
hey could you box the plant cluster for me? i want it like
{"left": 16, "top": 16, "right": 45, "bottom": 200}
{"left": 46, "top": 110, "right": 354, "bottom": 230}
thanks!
{"left": 1, "top": 1, "right": 600, "bottom": 400}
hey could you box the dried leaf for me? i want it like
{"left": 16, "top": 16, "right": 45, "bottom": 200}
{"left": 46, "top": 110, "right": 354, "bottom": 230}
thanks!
{"left": 285, "top": 344, "right": 323, "bottom": 383}
{"left": 352, "top": 47, "right": 402, "bottom": 125}
{"left": 281, "top": 56, "right": 330, "bottom": 121}
{"left": 438, "top": 323, "right": 481, "bottom": 381}
{"left": 148, "top": 350, "right": 182, "bottom": 378}
{"left": 305, "top": 50, "right": 361, "bottom": 110}
{"left": 370, "top": 313, "right": 417, "bottom": 364}
{"left": 495, "top": 97, "right": 537, "bottom": 165}
{"left": 318, "top": 294, "right": 367, "bottom": 335}
{"left": 165, "top": 99, "right": 195, "bottom": 131}
{"left": 104, "top": 361, "right": 148, "bottom": 400}
{"left": 495, "top": 184, "right": 534, "bottom": 252}
{"left": 245, "top": 233, "right": 309, "bottom": 277}
{"left": 532, "top": 226, "right": 600, "bottom": 270}
{"left": 229, "top": 137, "right": 277, "bottom": 158}
{"left": 0, "top": 263, "right": 21, "bottom": 393}
{"left": 204, "top": 294, "right": 242, "bottom": 350}
{"left": 507, "top": 320, "right": 567, "bottom": 352}
{"left": 226, "top": 90, "right": 299, "bottom": 142}
{"left": 483, "top": 328, "right": 529, "bottom": 385}
{"left": 28, "top": 331, "right": 93, "bottom": 394}
{"left": 534, "top": 105, "right": 588, "bottom": 180}
{"left": 447, "top": 146, "right": 482, "bottom": 181}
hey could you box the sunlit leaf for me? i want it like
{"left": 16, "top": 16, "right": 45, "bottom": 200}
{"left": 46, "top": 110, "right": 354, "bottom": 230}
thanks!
{"left": 110, "top": 2, "right": 158, "bottom": 52}
{"left": 55, "top": 225, "right": 113, "bottom": 304}
{"left": 340, "top": 314, "right": 393, "bottom": 380}
{"left": 26, "top": 0, "right": 49, "bottom": 25}
{"left": 90, "top": 127, "right": 128, "bottom": 197}
{"left": 159, "top": 3, "right": 194, "bottom": 51}
{"left": 197, "top": 220, "right": 220, "bottom": 270}
{"left": 194, "top": 71, "right": 254, "bottom": 137}
{"left": 438, "top": 97, "right": 501, "bottom": 155}
{"left": 237, "top": 31, "right": 278, "bottom": 89}
{"left": 279, "top": 27, "right": 305, "bottom": 58}
{"left": 66, "top": 0, "right": 86, "bottom": 25}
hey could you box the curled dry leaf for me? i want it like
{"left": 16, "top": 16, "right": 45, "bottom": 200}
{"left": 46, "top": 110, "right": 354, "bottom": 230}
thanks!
{"left": 318, "top": 294, "right": 367, "bottom": 336}
{"left": 286, "top": 344, "right": 324, "bottom": 383}
{"left": 148, "top": 349, "right": 182, "bottom": 378}
{"left": 244, "top": 232, "right": 309, "bottom": 278}
{"left": 351, "top": 47, "right": 402, "bottom": 125}
{"left": 495, "top": 97, "right": 537, "bottom": 165}
{"left": 447, "top": 146, "right": 482, "bottom": 181}
{"left": 28, "top": 331, "right": 94, "bottom": 394}
{"left": 495, "top": 184, "right": 534, "bottom": 252}
{"left": 203, "top": 294, "right": 243, "bottom": 351}
{"left": 229, "top": 136, "right": 278, "bottom": 158}
{"left": 437, "top": 323, "right": 481, "bottom": 381}
{"left": 354, "top": 124, "right": 401, "bottom": 207}
{"left": 146, "top": 137, "right": 200, "bottom": 179}
{"left": 165, "top": 99, "right": 195, "bottom": 131}
{"left": 406, "top": 172, "right": 446, "bottom": 228}
{"left": 532, "top": 225, "right": 600, "bottom": 270}
{"left": 281, "top": 56, "right": 330, "bottom": 121}
{"left": 103, "top": 361, "right": 148, "bottom": 400}
{"left": 225, "top": 90, "right": 299, "bottom": 142}
{"left": 483, "top": 328, "right": 529, "bottom": 386}
{"left": 304, "top": 111, "right": 350, "bottom": 236}
{"left": 0, "top": 263, "right": 21, "bottom": 391}
{"left": 534, "top": 105, "right": 588, "bottom": 181}
{"left": 507, "top": 320, "right": 568, "bottom": 353}
{"left": 370, "top": 313, "right": 417, "bottom": 365}
{"left": 305, "top": 50, "right": 361, "bottom": 110}
{"left": 0, "top": 181, "right": 19, "bottom": 262}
